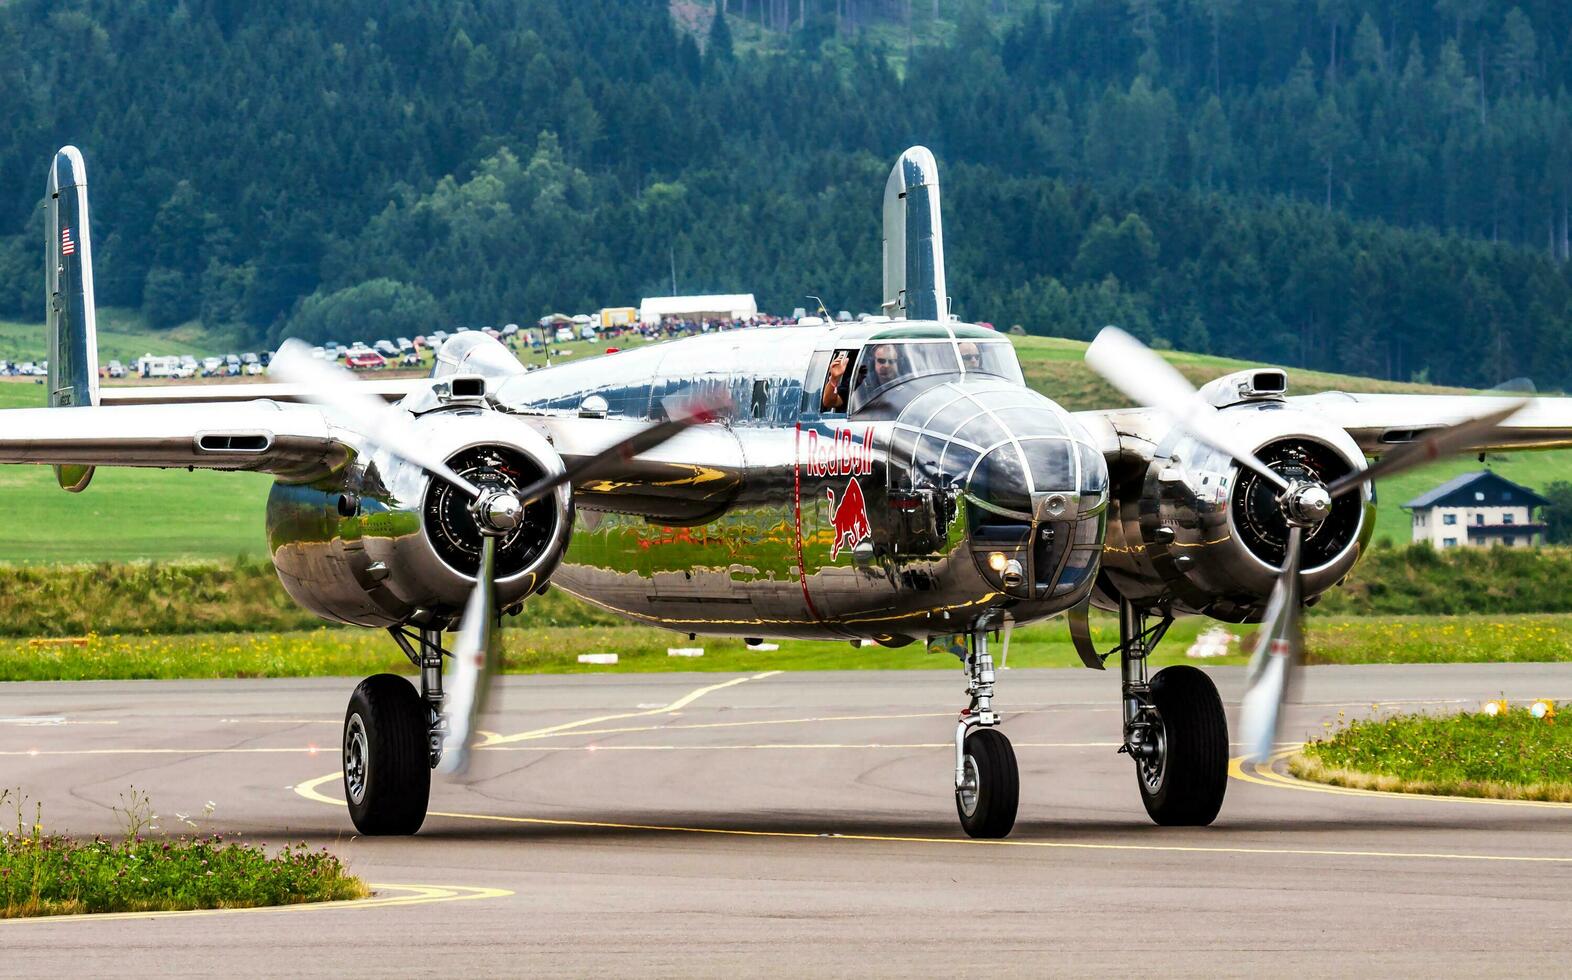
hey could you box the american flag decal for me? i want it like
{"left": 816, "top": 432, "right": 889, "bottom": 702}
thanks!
{"left": 61, "top": 227, "right": 76, "bottom": 256}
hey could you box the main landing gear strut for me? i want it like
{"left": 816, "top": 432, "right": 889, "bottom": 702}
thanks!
{"left": 1116, "top": 599, "right": 1229, "bottom": 825}
{"left": 953, "top": 631, "right": 1019, "bottom": 838}
{"left": 340, "top": 627, "right": 447, "bottom": 835}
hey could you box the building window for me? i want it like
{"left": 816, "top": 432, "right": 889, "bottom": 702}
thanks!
{"left": 1475, "top": 514, "right": 1485, "bottom": 525}
{"left": 1443, "top": 513, "right": 1457, "bottom": 525}
{"left": 1475, "top": 491, "right": 1485, "bottom": 501}
{"left": 1504, "top": 513, "right": 1515, "bottom": 525}
{"left": 1505, "top": 536, "right": 1516, "bottom": 547}
{"left": 1443, "top": 537, "right": 1458, "bottom": 548}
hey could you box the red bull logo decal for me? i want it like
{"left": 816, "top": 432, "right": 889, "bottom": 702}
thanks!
{"left": 826, "top": 477, "right": 872, "bottom": 560}
{"left": 804, "top": 426, "right": 875, "bottom": 479}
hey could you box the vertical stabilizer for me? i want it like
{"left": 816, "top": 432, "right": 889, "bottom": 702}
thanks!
{"left": 881, "top": 146, "right": 948, "bottom": 321}
{"left": 46, "top": 145, "right": 100, "bottom": 492}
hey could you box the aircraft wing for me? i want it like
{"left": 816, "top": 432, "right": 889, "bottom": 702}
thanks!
{"left": 1288, "top": 392, "right": 1572, "bottom": 455}
{"left": 0, "top": 401, "right": 352, "bottom": 482}
{"left": 98, "top": 379, "right": 427, "bottom": 407}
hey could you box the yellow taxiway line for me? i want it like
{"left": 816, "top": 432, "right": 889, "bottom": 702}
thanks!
{"left": 292, "top": 772, "right": 1572, "bottom": 865}
{"left": 279, "top": 674, "right": 1572, "bottom": 866}
{"left": 1229, "top": 747, "right": 1572, "bottom": 810}
{"left": 0, "top": 883, "right": 512, "bottom": 925}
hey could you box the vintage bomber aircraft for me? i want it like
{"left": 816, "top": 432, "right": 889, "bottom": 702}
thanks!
{"left": 6, "top": 145, "right": 1567, "bottom": 839}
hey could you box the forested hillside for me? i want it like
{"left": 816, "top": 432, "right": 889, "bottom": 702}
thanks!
{"left": 0, "top": 1, "right": 1569, "bottom": 388}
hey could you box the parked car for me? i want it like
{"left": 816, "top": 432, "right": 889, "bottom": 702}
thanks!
{"left": 344, "top": 350, "right": 386, "bottom": 370}
{"left": 107, "top": 359, "right": 126, "bottom": 378}
{"left": 373, "top": 339, "right": 398, "bottom": 356}
{"left": 554, "top": 326, "right": 575, "bottom": 343}
{"left": 396, "top": 337, "right": 414, "bottom": 353}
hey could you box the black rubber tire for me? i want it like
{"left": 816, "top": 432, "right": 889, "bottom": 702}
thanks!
{"left": 343, "top": 674, "right": 431, "bottom": 836}
{"left": 955, "top": 727, "right": 1020, "bottom": 839}
{"left": 1139, "top": 665, "right": 1229, "bottom": 826}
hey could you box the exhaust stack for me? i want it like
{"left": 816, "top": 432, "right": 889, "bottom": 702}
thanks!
{"left": 881, "top": 146, "right": 948, "bottom": 321}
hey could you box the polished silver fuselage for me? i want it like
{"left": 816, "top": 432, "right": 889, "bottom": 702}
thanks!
{"left": 261, "top": 324, "right": 1109, "bottom": 643}
{"left": 498, "top": 324, "right": 1109, "bottom": 643}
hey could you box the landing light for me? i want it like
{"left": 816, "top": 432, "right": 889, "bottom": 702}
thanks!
{"left": 988, "top": 552, "right": 1008, "bottom": 573}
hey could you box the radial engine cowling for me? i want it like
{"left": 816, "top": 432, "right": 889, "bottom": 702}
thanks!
{"left": 1098, "top": 406, "right": 1374, "bottom": 622}
{"left": 267, "top": 409, "right": 572, "bottom": 628}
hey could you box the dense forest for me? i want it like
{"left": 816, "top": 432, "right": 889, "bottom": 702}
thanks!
{"left": 0, "top": 0, "right": 1570, "bottom": 388}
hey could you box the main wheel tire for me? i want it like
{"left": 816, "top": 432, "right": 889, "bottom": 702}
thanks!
{"left": 343, "top": 674, "right": 431, "bottom": 836}
{"left": 1138, "top": 665, "right": 1228, "bottom": 826}
{"left": 955, "top": 727, "right": 1019, "bottom": 839}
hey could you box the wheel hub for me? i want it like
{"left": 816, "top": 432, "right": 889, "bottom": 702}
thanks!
{"left": 344, "top": 714, "right": 369, "bottom": 805}
{"left": 956, "top": 753, "right": 981, "bottom": 817}
{"left": 1132, "top": 712, "right": 1167, "bottom": 794}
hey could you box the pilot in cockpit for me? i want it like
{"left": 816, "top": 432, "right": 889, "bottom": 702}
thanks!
{"left": 860, "top": 343, "right": 903, "bottom": 394}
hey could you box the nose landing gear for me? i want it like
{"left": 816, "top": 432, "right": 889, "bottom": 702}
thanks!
{"left": 952, "top": 631, "right": 1019, "bottom": 838}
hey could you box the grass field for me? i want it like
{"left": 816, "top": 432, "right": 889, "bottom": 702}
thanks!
{"left": 1290, "top": 704, "right": 1571, "bottom": 802}
{"left": 7, "top": 611, "right": 1572, "bottom": 681}
{"left": 0, "top": 309, "right": 250, "bottom": 366}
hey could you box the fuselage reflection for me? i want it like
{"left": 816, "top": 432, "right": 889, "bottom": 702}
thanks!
{"left": 497, "top": 321, "right": 1109, "bottom": 644}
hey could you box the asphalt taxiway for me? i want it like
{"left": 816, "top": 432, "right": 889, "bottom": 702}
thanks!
{"left": 2, "top": 663, "right": 1570, "bottom": 975}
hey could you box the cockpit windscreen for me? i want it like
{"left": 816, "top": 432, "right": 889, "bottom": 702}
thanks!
{"left": 846, "top": 338, "right": 1023, "bottom": 413}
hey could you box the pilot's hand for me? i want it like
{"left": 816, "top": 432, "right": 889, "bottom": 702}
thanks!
{"left": 828, "top": 352, "right": 847, "bottom": 380}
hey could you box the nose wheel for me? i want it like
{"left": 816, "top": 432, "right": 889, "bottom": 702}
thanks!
{"left": 955, "top": 727, "right": 1019, "bottom": 838}
{"left": 951, "top": 630, "right": 1019, "bottom": 838}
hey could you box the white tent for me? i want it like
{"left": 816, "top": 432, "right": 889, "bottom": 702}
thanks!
{"left": 638, "top": 294, "right": 758, "bottom": 324}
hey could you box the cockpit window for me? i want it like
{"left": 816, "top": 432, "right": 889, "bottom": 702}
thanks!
{"left": 958, "top": 341, "right": 1024, "bottom": 384}
{"left": 817, "top": 348, "right": 857, "bottom": 414}
{"left": 848, "top": 341, "right": 961, "bottom": 413}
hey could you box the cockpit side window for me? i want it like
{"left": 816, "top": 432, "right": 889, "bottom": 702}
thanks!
{"left": 957, "top": 341, "right": 1024, "bottom": 384}
{"left": 813, "top": 347, "right": 857, "bottom": 415}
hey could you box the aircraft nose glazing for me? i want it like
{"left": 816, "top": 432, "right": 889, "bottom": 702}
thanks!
{"left": 887, "top": 380, "right": 1109, "bottom": 601}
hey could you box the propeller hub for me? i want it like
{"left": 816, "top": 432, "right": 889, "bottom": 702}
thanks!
{"left": 1282, "top": 482, "right": 1332, "bottom": 526}
{"left": 473, "top": 488, "right": 524, "bottom": 534}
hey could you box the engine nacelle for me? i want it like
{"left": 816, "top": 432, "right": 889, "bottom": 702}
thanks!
{"left": 1097, "top": 404, "right": 1374, "bottom": 622}
{"left": 266, "top": 409, "right": 572, "bottom": 628}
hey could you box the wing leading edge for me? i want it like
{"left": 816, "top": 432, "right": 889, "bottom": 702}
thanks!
{"left": 0, "top": 401, "right": 353, "bottom": 483}
{"left": 1289, "top": 391, "right": 1572, "bottom": 455}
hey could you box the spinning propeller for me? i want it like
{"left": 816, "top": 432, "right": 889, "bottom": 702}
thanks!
{"left": 1085, "top": 327, "right": 1523, "bottom": 763}
{"left": 270, "top": 340, "right": 722, "bottom": 774}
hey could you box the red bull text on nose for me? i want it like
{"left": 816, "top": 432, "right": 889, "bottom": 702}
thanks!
{"left": 826, "top": 477, "right": 872, "bottom": 560}
{"left": 804, "top": 426, "right": 874, "bottom": 478}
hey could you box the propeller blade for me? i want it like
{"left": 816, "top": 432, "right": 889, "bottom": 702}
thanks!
{"left": 269, "top": 339, "right": 482, "bottom": 498}
{"left": 511, "top": 391, "right": 729, "bottom": 507}
{"left": 434, "top": 535, "right": 498, "bottom": 776}
{"left": 1324, "top": 401, "right": 1527, "bottom": 500}
{"left": 1086, "top": 327, "right": 1289, "bottom": 494}
{"left": 1238, "top": 524, "right": 1304, "bottom": 764}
